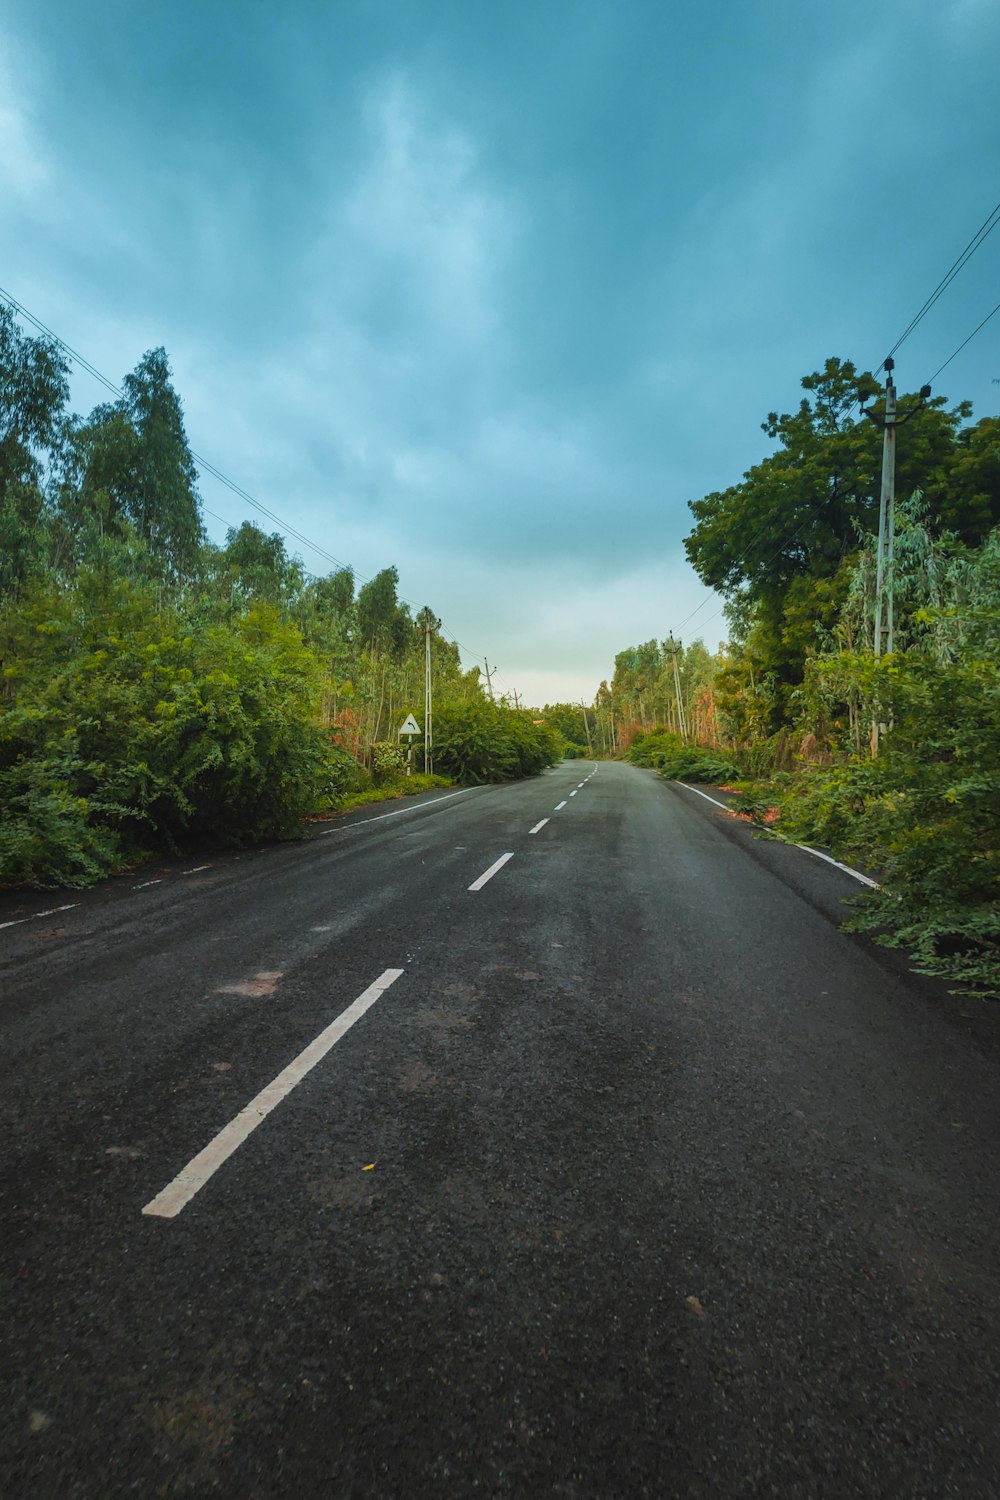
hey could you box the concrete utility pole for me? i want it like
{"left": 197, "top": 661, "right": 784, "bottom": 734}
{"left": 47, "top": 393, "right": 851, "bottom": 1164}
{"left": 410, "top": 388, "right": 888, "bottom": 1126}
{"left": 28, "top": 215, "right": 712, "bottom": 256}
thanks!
{"left": 424, "top": 624, "right": 433, "bottom": 775}
{"left": 860, "top": 362, "right": 932, "bottom": 753}
{"left": 873, "top": 363, "right": 897, "bottom": 659}
{"left": 579, "top": 702, "right": 594, "bottom": 755}
{"left": 861, "top": 359, "right": 933, "bottom": 659}
{"left": 667, "top": 634, "right": 688, "bottom": 742}
{"left": 483, "top": 659, "right": 496, "bottom": 703}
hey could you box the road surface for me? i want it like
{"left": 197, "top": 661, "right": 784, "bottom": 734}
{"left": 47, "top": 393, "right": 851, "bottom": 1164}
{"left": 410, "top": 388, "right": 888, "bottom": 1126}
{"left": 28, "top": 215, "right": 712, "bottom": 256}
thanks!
{"left": 2, "top": 760, "right": 999, "bottom": 1497}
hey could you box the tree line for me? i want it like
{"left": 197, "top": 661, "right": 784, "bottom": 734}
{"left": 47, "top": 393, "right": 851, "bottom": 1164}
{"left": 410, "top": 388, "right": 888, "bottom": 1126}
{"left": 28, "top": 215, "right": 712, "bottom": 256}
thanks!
{"left": 0, "top": 306, "right": 559, "bottom": 887}
{"left": 599, "top": 356, "right": 1000, "bottom": 997}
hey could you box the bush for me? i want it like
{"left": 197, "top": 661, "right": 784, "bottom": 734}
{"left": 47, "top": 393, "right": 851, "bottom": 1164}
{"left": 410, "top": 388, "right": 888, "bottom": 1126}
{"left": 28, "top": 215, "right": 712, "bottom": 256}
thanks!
{"left": 628, "top": 728, "right": 683, "bottom": 768}
{"left": 432, "top": 701, "right": 561, "bottom": 783}
{"left": 658, "top": 747, "right": 740, "bottom": 782}
{"left": 777, "top": 651, "right": 1000, "bottom": 997}
{"left": 0, "top": 576, "right": 331, "bottom": 884}
{"left": 370, "top": 740, "right": 406, "bottom": 785}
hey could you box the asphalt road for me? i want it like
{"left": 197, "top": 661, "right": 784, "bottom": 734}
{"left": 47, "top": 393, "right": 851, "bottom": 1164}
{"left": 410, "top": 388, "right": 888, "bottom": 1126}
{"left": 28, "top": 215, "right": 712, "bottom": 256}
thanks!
{"left": 2, "top": 760, "right": 999, "bottom": 1498}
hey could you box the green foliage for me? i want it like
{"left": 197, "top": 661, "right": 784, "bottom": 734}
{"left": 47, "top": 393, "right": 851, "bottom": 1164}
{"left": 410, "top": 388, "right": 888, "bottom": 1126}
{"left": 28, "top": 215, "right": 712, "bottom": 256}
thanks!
{"left": 685, "top": 357, "right": 1000, "bottom": 719}
{"left": 540, "top": 701, "right": 590, "bottom": 749}
{"left": 370, "top": 740, "right": 407, "bottom": 785}
{"left": 777, "top": 645, "right": 1000, "bottom": 997}
{"left": 628, "top": 728, "right": 683, "bottom": 768}
{"left": 0, "top": 576, "right": 331, "bottom": 884}
{"left": 0, "top": 305, "right": 553, "bottom": 888}
{"left": 432, "top": 701, "right": 560, "bottom": 784}
{"left": 322, "top": 746, "right": 371, "bottom": 802}
{"left": 657, "top": 748, "right": 740, "bottom": 783}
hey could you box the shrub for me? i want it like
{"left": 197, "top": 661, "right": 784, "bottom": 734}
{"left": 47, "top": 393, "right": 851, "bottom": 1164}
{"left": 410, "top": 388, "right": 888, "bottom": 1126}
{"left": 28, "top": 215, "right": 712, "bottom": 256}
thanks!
{"left": 432, "top": 701, "right": 560, "bottom": 783}
{"left": 370, "top": 740, "right": 406, "bottom": 785}
{"left": 628, "top": 728, "right": 683, "bottom": 768}
{"left": 658, "top": 747, "right": 740, "bottom": 783}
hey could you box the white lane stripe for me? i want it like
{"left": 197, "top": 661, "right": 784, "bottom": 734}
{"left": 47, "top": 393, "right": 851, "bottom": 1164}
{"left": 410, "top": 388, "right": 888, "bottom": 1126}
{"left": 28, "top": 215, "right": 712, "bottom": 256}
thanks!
{"left": 554, "top": 800, "right": 567, "bottom": 810}
{"left": 0, "top": 903, "right": 78, "bottom": 933}
{"left": 672, "top": 782, "right": 729, "bottom": 810}
{"left": 529, "top": 818, "right": 550, "bottom": 835}
{"left": 795, "top": 844, "right": 881, "bottom": 888}
{"left": 569, "top": 790, "right": 578, "bottom": 796}
{"left": 134, "top": 879, "right": 162, "bottom": 889}
{"left": 184, "top": 865, "right": 212, "bottom": 874}
{"left": 318, "top": 787, "right": 473, "bottom": 834}
{"left": 671, "top": 782, "right": 879, "bottom": 889}
{"left": 468, "top": 853, "right": 514, "bottom": 891}
{"left": 143, "top": 967, "right": 405, "bottom": 1219}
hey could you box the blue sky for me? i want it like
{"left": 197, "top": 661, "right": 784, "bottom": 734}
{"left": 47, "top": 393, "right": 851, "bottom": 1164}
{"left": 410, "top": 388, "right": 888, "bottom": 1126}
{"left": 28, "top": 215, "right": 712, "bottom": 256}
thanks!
{"left": 2, "top": 0, "right": 998, "bottom": 704}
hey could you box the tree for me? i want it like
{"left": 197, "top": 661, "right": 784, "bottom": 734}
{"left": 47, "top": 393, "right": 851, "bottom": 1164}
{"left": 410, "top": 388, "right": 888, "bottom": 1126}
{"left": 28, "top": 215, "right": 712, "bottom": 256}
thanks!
{"left": 72, "top": 347, "right": 203, "bottom": 577}
{"left": 683, "top": 355, "right": 998, "bottom": 718}
{"left": 220, "top": 521, "right": 302, "bottom": 608}
{"left": 0, "top": 303, "right": 70, "bottom": 596}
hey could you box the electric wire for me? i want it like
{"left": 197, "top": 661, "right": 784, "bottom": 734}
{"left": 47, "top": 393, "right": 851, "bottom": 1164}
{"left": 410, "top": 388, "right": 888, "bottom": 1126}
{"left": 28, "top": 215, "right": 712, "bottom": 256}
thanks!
{"left": 0, "top": 285, "right": 515, "bottom": 689}
{"left": 664, "top": 197, "right": 1000, "bottom": 647}
{"left": 926, "top": 296, "right": 1000, "bottom": 385}
{"left": 884, "top": 198, "right": 1000, "bottom": 362}
{"left": 5, "top": 184, "right": 996, "bottom": 704}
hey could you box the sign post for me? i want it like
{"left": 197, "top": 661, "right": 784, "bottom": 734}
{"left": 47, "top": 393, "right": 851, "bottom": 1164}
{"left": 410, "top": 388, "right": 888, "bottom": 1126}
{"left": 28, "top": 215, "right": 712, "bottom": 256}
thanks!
{"left": 398, "top": 713, "right": 421, "bottom": 776}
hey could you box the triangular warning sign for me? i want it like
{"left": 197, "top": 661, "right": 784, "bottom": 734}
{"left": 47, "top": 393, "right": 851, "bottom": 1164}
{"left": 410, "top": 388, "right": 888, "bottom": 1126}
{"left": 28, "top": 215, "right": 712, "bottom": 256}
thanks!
{"left": 398, "top": 713, "right": 421, "bottom": 736}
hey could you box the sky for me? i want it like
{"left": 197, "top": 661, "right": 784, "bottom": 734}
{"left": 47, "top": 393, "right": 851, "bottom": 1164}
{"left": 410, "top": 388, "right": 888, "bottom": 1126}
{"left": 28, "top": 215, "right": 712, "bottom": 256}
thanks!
{"left": 2, "top": 0, "right": 999, "bottom": 706}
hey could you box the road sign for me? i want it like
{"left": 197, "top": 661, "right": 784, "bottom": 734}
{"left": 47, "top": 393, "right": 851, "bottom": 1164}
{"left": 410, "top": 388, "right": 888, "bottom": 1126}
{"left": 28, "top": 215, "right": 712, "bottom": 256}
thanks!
{"left": 398, "top": 713, "right": 421, "bottom": 737}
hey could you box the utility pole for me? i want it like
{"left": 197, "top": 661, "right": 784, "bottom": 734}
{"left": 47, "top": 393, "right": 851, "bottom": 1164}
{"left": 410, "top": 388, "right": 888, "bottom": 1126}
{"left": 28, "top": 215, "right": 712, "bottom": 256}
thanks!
{"left": 424, "top": 623, "right": 433, "bottom": 774}
{"left": 579, "top": 701, "right": 594, "bottom": 756}
{"left": 861, "top": 359, "right": 932, "bottom": 659}
{"left": 872, "top": 362, "right": 897, "bottom": 659}
{"left": 667, "top": 634, "right": 688, "bottom": 742}
{"left": 860, "top": 361, "right": 931, "bottom": 753}
{"left": 483, "top": 659, "right": 496, "bottom": 703}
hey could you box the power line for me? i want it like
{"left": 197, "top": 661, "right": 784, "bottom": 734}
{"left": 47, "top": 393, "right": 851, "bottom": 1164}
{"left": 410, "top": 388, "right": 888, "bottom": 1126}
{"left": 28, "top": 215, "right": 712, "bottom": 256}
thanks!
{"left": 0, "top": 282, "right": 362, "bottom": 582}
{"left": 884, "top": 198, "right": 1000, "bottom": 363}
{"left": 665, "top": 196, "right": 1000, "bottom": 646}
{"left": 926, "top": 296, "right": 1000, "bottom": 385}
{"left": 0, "top": 284, "right": 517, "bottom": 691}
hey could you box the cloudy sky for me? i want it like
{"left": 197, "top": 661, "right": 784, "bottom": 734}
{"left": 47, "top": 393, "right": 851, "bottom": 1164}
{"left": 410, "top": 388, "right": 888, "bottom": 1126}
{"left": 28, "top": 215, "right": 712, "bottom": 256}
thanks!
{"left": 2, "top": 0, "right": 998, "bottom": 704}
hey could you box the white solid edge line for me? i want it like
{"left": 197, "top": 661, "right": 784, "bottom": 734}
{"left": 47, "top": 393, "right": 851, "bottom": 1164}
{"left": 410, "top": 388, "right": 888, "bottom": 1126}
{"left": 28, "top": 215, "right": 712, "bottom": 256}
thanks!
{"left": 554, "top": 800, "right": 567, "bottom": 810}
{"left": 468, "top": 852, "right": 514, "bottom": 891}
{"left": 142, "top": 967, "right": 405, "bottom": 1219}
{"left": 318, "top": 787, "right": 472, "bottom": 834}
{"left": 529, "top": 818, "right": 550, "bottom": 835}
{"left": 670, "top": 781, "right": 879, "bottom": 889}
{"left": 0, "top": 903, "right": 78, "bottom": 933}
{"left": 672, "top": 782, "right": 730, "bottom": 810}
{"left": 796, "top": 844, "right": 881, "bottom": 888}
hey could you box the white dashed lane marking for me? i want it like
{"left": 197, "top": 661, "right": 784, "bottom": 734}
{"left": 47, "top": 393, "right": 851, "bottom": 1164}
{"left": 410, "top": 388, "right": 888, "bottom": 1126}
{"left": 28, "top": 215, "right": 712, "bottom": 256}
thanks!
{"left": 529, "top": 819, "right": 550, "bottom": 835}
{"left": 143, "top": 967, "right": 406, "bottom": 1219}
{"left": 468, "top": 853, "right": 515, "bottom": 892}
{"left": 0, "top": 903, "right": 78, "bottom": 933}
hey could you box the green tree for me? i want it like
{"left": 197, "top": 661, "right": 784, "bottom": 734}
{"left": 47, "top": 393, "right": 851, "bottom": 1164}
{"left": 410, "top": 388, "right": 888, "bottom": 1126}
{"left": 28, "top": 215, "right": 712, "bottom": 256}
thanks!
{"left": 0, "top": 303, "right": 70, "bottom": 597}
{"left": 71, "top": 348, "right": 203, "bottom": 578}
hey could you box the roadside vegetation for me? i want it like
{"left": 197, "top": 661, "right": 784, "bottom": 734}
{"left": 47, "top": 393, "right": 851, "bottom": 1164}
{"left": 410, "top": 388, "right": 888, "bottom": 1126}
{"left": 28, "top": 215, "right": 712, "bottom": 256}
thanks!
{"left": 598, "top": 357, "right": 1000, "bottom": 998}
{"left": 0, "top": 308, "right": 560, "bottom": 888}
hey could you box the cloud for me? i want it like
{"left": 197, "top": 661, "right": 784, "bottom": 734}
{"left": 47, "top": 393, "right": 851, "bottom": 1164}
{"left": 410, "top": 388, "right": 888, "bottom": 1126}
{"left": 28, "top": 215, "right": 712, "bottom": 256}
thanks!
{"left": 0, "top": 53, "right": 50, "bottom": 203}
{"left": 301, "top": 67, "right": 522, "bottom": 368}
